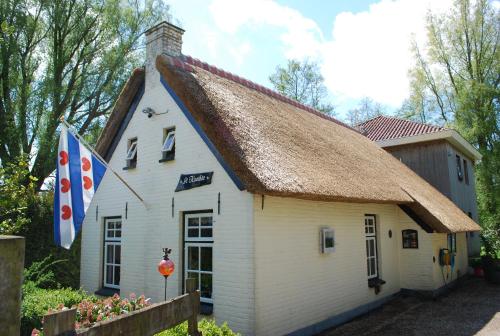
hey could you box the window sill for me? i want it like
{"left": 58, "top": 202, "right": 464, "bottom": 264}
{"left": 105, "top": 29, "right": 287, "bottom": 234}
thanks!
{"left": 159, "top": 155, "right": 175, "bottom": 163}
{"left": 200, "top": 302, "right": 213, "bottom": 315}
{"left": 95, "top": 287, "right": 120, "bottom": 297}
{"left": 122, "top": 165, "right": 136, "bottom": 170}
{"left": 368, "top": 278, "right": 386, "bottom": 288}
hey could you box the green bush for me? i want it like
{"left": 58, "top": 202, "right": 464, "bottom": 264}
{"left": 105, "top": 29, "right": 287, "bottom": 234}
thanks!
{"left": 157, "top": 319, "right": 240, "bottom": 336}
{"left": 21, "top": 281, "right": 94, "bottom": 336}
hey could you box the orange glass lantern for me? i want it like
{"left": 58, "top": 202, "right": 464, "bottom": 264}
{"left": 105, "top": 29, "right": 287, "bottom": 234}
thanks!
{"left": 158, "top": 258, "right": 175, "bottom": 277}
{"left": 158, "top": 248, "right": 174, "bottom": 301}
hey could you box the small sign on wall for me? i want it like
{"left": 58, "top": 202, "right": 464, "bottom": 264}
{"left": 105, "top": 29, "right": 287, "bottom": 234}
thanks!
{"left": 175, "top": 172, "right": 214, "bottom": 192}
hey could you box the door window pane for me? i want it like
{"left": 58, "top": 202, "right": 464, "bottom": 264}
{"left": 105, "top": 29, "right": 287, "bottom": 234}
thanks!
{"left": 201, "top": 228, "right": 212, "bottom": 237}
{"left": 188, "top": 246, "right": 199, "bottom": 270}
{"left": 106, "top": 266, "right": 113, "bottom": 284}
{"left": 200, "top": 273, "right": 212, "bottom": 299}
{"left": 188, "top": 228, "right": 199, "bottom": 238}
{"left": 200, "top": 247, "right": 212, "bottom": 271}
{"left": 187, "top": 272, "right": 199, "bottom": 287}
{"left": 115, "top": 245, "right": 121, "bottom": 264}
{"left": 107, "top": 245, "right": 114, "bottom": 263}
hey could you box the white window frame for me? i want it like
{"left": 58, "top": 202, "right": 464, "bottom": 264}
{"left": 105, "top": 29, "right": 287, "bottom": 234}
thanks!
{"left": 365, "top": 215, "right": 378, "bottom": 279}
{"left": 184, "top": 242, "right": 213, "bottom": 304}
{"left": 162, "top": 130, "right": 176, "bottom": 153}
{"left": 184, "top": 213, "right": 213, "bottom": 243}
{"left": 126, "top": 139, "right": 137, "bottom": 160}
{"left": 320, "top": 228, "right": 335, "bottom": 253}
{"left": 184, "top": 212, "right": 213, "bottom": 304}
{"left": 104, "top": 218, "right": 121, "bottom": 289}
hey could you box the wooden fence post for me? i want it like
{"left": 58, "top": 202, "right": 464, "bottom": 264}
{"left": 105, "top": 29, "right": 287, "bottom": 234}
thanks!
{"left": 186, "top": 278, "right": 201, "bottom": 336}
{"left": 0, "top": 236, "right": 25, "bottom": 336}
{"left": 43, "top": 308, "right": 76, "bottom": 336}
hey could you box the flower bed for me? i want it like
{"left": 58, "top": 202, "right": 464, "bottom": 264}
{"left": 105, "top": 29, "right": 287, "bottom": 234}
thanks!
{"left": 31, "top": 293, "right": 150, "bottom": 335}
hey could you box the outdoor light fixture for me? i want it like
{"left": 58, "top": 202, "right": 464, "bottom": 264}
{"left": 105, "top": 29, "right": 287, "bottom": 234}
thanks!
{"left": 158, "top": 248, "right": 175, "bottom": 301}
{"left": 142, "top": 107, "right": 168, "bottom": 118}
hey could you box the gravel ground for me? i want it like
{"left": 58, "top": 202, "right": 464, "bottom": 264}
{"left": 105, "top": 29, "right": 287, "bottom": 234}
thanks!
{"left": 319, "top": 277, "right": 500, "bottom": 336}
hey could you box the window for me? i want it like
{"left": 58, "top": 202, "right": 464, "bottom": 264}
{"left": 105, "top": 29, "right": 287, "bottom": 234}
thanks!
{"left": 447, "top": 233, "right": 457, "bottom": 253}
{"left": 104, "top": 217, "right": 122, "bottom": 289}
{"left": 320, "top": 228, "right": 335, "bottom": 253}
{"left": 463, "top": 159, "right": 469, "bottom": 185}
{"left": 365, "top": 215, "right": 378, "bottom": 279}
{"left": 184, "top": 212, "right": 213, "bottom": 305}
{"left": 456, "top": 155, "right": 463, "bottom": 181}
{"left": 125, "top": 138, "right": 137, "bottom": 169}
{"left": 160, "top": 128, "right": 176, "bottom": 162}
{"left": 402, "top": 229, "right": 418, "bottom": 248}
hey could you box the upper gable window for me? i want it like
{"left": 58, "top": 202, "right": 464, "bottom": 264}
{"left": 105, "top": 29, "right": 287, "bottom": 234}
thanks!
{"left": 456, "top": 155, "right": 463, "bottom": 181}
{"left": 160, "top": 127, "right": 176, "bottom": 162}
{"left": 125, "top": 138, "right": 137, "bottom": 169}
{"left": 463, "top": 159, "right": 469, "bottom": 185}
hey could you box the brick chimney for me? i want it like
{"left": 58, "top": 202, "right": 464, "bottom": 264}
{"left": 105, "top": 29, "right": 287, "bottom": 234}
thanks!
{"left": 145, "top": 21, "right": 184, "bottom": 88}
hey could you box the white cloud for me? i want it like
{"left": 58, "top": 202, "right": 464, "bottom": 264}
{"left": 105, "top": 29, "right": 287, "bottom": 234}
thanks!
{"left": 207, "top": 0, "right": 453, "bottom": 108}
{"left": 209, "top": 0, "right": 324, "bottom": 59}
{"left": 323, "top": 0, "right": 451, "bottom": 106}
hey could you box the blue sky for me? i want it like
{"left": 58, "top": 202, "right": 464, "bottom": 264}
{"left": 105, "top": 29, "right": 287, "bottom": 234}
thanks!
{"left": 167, "top": 0, "right": 454, "bottom": 120}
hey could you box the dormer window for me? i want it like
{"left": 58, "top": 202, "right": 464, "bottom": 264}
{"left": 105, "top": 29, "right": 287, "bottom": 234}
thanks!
{"left": 160, "top": 127, "right": 175, "bottom": 162}
{"left": 124, "top": 138, "right": 137, "bottom": 169}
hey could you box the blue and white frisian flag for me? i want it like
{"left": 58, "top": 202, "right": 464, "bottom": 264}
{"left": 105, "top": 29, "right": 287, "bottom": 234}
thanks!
{"left": 54, "top": 125, "right": 106, "bottom": 249}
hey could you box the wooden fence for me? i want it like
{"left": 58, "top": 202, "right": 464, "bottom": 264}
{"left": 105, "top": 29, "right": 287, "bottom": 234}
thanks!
{"left": 43, "top": 279, "right": 201, "bottom": 336}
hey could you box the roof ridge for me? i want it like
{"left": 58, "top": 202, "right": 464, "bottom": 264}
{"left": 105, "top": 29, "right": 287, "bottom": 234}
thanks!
{"left": 160, "top": 54, "right": 357, "bottom": 132}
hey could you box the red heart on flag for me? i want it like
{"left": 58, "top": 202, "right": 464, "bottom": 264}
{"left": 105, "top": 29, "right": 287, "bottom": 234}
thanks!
{"left": 83, "top": 176, "right": 93, "bottom": 190}
{"left": 61, "top": 205, "right": 72, "bottom": 220}
{"left": 81, "top": 157, "right": 91, "bottom": 171}
{"left": 59, "top": 151, "right": 69, "bottom": 165}
{"left": 61, "top": 178, "right": 71, "bottom": 193}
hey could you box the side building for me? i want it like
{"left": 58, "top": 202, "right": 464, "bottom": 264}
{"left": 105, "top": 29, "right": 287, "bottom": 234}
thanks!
{"left": 358, "top": 116, "right": 482, "bottom": 256}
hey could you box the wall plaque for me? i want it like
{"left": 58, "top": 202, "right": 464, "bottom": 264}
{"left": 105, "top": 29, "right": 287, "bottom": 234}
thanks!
{"left": 175, "top": 172, "right": 214, "bottom": 192}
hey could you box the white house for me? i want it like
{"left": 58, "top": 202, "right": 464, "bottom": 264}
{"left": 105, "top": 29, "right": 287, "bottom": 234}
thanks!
{"left": 80, "top": 22, "right": 480, "bottom": 336}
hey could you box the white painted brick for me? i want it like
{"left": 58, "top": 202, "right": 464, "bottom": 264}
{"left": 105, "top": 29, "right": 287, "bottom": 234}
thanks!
{"left": 80, "top": 72, "right": 255, "bottom": 335}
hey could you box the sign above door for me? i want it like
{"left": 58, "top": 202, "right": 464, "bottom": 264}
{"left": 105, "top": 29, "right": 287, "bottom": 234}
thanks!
{"left": 175, "top": 172, "right": 214, "bottom": 192}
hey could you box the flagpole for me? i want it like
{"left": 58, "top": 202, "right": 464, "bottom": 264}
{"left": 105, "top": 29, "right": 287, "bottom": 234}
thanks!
{"left": 59, "top": 117, "right": 148, "bottom": 208}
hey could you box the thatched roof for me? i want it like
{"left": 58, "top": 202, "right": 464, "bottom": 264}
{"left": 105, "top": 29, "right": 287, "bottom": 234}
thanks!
{"left": 96, "top": 54, "right": 480, "bottom": 233}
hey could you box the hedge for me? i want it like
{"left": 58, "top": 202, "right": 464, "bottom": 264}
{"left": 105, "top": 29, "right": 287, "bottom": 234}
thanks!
{"left": 21, "top": 281, "right": 94, "bottom": 336}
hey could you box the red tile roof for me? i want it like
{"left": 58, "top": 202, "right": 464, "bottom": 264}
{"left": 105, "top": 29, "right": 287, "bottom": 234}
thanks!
{"left": 358, "top": 115, "right": 446, "bottom": 142}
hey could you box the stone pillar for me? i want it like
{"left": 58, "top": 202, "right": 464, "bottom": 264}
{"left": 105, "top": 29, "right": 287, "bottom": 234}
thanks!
{"left": 0, "top": 236, "right": 25, "bottom": 336}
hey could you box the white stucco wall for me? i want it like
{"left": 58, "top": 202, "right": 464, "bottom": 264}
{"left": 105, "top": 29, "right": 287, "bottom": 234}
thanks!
{"left": 253, "top": 197, "right": 402, "bottom": 336}
{"left": 80, "top": 68, "right": 255, "bottom": 334}
{"left": 398, "top": 210, "right": 435, "bottom": 290}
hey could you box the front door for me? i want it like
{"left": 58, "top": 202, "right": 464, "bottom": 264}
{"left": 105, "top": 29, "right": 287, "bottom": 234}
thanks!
{"left": 183, "top": 212, "right": 213, "bottom": 304}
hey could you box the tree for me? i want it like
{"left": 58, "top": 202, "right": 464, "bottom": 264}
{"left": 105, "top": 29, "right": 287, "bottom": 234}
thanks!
{"left": 346, "top": 97, "right": 385, "bottom": 126}
{"left": 269, "top": 59, "right": 335, "bottom": 115}
{"left": 0, "top": 156, "right": 36, "bottom": 235}
{"left": 0, "top": 0, "right": 168, "bottom": 189}
{"left": 408, "top": 0, "right": 499, "bottom": 252}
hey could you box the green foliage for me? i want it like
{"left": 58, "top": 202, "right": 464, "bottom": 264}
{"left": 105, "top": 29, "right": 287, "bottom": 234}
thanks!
{"left": 18, "top": 191, "right": 82, "bottom": 288}
{"left": 21, "top": 282, "right": 94, "bottom": 336}
{"left": 269, "top": 59, "right": 335, "bottom": 115}
{"left": 157, "top": 319, "right": 240, "bottom": 336}
{"left": 0, "top": 0, "right": 169, "bottom": 188}
{"left": 24, "top": 256, "right": 68, "bottom": 289}
{"left": 0, "top": 156, "right": 37, "bottom": 235}
{"left": 347, "top": 97, "right": 386, "bottom": 126}
{"left": 406, "top": 0, "right": 499, "bottom": 253}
